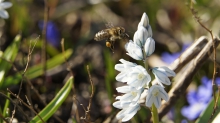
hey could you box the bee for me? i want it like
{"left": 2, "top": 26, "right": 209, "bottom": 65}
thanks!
{"left": 94, "top": 23, "right": 129, "bottom": 51}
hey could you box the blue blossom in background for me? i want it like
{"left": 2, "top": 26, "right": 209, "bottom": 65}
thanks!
{"left": 215, "top": 77, "right": 220, "bottom": 86}
{"left": 161, "top": 44, "right": 190, "bottom": 64}
{"left": 181, "top": 76, "right": 220, "bottom": 120}
{"left": 38, "top": 21, "right": 61, "bottom": 47}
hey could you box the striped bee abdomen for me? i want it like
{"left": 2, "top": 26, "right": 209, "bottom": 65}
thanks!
{"left": 94, "top": 29, "right": 110, "bottom": 41}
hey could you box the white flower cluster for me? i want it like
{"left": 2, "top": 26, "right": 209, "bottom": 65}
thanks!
{"left": 113, "top": 13, "right": 176, "bottom": 122}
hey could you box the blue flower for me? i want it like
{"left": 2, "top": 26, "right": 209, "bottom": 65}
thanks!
{"left": 181, "top": 76, "right": 220, "bottom": 120}
{"left": 38, "top": 21, "right": 61, "bottom": 47}
{"left": 161, "top": 44, "right": 190, "bottom": 64}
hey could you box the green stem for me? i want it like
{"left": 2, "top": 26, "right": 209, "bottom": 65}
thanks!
{"left": 152, "top": 104, "right": 159, "bottom": 123}
{"left": 143, "top": 48, "right": 149, "bottom": 72}
{"left": 143, "top": 49, "right": 159, "bottom": 123}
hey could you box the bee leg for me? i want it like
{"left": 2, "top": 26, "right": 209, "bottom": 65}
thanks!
{"left": 110, "top": 41, "right": 115, "bottom": 53}
{"left": 111, "top": 41, "right": 115, "bottom": 51}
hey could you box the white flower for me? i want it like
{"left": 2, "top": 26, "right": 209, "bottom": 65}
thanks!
{"left": 125, "top": 40, "right": 143, "bottom": 60}
{"left": 152, "top": 66, "right": 176, "bottom": 86}
{"left": 138, "top": 12, "right": 149, "bottom": 29}
{"left": 127, "top": 65, "right": 151, "bottom": 90}
{"left": 115, "top": 59, "right": 137, "bottom": 82}
{"left": 144, "top": 37, "right": 155, "bottom": 57}
{"left": 116, "top": 86, "right": 144, "bottom": 104}
{"left": 0, "top": 0, "right": 12, "bottom": 19}
{"left": 145, "top": 85, "right": 169, "bottom": 108}
{"left": 116, "top": 103, "right": 140, "bottom": 122}
{"left": 133, "top": 26, "right": 149, "bottom": 47}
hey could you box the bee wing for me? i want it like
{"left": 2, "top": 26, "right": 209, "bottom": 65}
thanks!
{"left": 105, "top": 22, "right": 114, "bottom": 28}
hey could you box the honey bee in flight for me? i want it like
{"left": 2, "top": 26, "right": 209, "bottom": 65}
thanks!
{"left": 94, "top": 23, "right": 129, "bottom": 51}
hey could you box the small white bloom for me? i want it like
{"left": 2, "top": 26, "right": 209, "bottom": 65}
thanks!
{"left": 116, "top": 103, "right": 140, "bottom": 122}
{"left": 152, "top": 66, "right": 175, "bottom": 86}
{"left": 127, "top": 65, "right": 151, "bottom": 90}
{"left": 138, "top": 12, "right": 149, "bottom": 29}
{"left": 0, "top": 0, "right": 12, "bottom": 19}
{"left": 144, "top": 37, "right": 155, "bottom": 57}
{"left": 115, "top": 59, "right": 137, "bottom": 82}
{"left": 145, "top": 85, "right": 169, "bottom": 108}
{"left": 125, "top": 40, "right": 143, "bottom": 60}
{"left": 116, "top": 86, "right": 144, "bottom": 104}
{"left": 133, "top": 26, "right": 149, "bottom": 47}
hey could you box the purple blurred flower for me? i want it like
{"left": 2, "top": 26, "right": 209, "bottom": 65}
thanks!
{"left": 181, "top": 119, "right": 188, "bottom": 123}
{"left": 38, "top": 21, "right": 61, "bottom": 47}
{"left": 161, "top": 44, "right": 190, "bottom": 64}
{"left": 216, "top": 77, "right": 220, "bottom": 86}
{"left": 181, "top": 76, "right": 220, "bottom": 120}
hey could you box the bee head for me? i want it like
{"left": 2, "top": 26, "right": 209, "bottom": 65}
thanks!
{"left": 117, "top": 27, "right": 129, "bottom": 39}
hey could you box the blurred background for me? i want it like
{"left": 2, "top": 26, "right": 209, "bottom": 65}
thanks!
{"left": 0, "top": 0, "right": 220, "bottom": 123}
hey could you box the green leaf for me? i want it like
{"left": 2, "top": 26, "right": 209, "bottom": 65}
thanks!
{"left": 0, "top": 35, "right": 21, "bottom": 86}
{"left": 31, "top": 40, "right": 60, "bottom": 56}
{"left": 30, "top": 77, "right": 73, "bottom": 123}
{"left": 196, "top": 97, "right": 220, "bottom": 123}
{"left": 0, "top": 49, "right": 73, "bottom": 89}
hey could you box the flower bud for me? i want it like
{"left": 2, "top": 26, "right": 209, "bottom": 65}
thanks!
{"left": 138, "top": 12, "right": 149, "bottom": 29}
{"left": 144, "top": 37, "right": 155, "bottom": 57}
{"left": 133, "top": 26, "right": 149, "bottom": 47}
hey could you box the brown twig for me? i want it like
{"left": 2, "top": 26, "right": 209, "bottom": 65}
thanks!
{"left": 80, "top": 65, "right": 94, "bottom": 122}
{"left": 41, "top": 0, "right": 49, "bottom": 79}
{"left": 158, "top": 37, "right": 220, "bottom": 120}
{"left": 0, "top": 92, "right": 29, "bottom": 122}
{"left": 0, "top": 39, "right": 64, "bottom": 122}
{"left": 0, "top": 56, "right": 64, "bottom": 122}
{"left": 10, "top": 37, "right": 38, "bottom": 123}
{"left": 7, "top": 89, "right": 45, "bottom": 123}
{"left": 190, "top": 1, "right": 218, "bottom": 122}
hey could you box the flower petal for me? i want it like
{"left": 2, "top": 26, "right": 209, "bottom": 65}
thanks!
{"left": 116, "top": 72, "right": 128, "bottom": 82}
{"left": 0, "top": 2, "right": 12, "bottom": 9}
{"left": 147, "top": 25, "right": 153, "bottom": 37}
{"left": 0, "top": 10, "right": 9, "bottom": 19}
{"left": 153, "top": 96, "right": 161, "bottom": 108}
{"left": 116, "top": 86, "right": 131, "bottom": 93}
{"left": 145, "top": 93, "right": 153, "bottom": 107}
{"left": 153, "top": 69, "right": 171, "bottom": 85}
{"left": 113, "top": 101, "right": 123, "bottom": 109}
{"left": 158, "top": 66, "right": 176, "bottom": 77}
{"left": 158, "top": 87, "right": 169, "bottom": 101}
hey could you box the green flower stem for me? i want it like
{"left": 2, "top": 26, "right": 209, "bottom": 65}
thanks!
{"left": 144, "top": 58, "right": 148, "bottom": 72}
{"left": 143, "top": 49, "right": 149, "bottom": 72}
{"left": 152, "top": 104, "right": 159, "bottom": 123}
{"left": 143, "top": 49, "right": 159, "bottom": 123}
